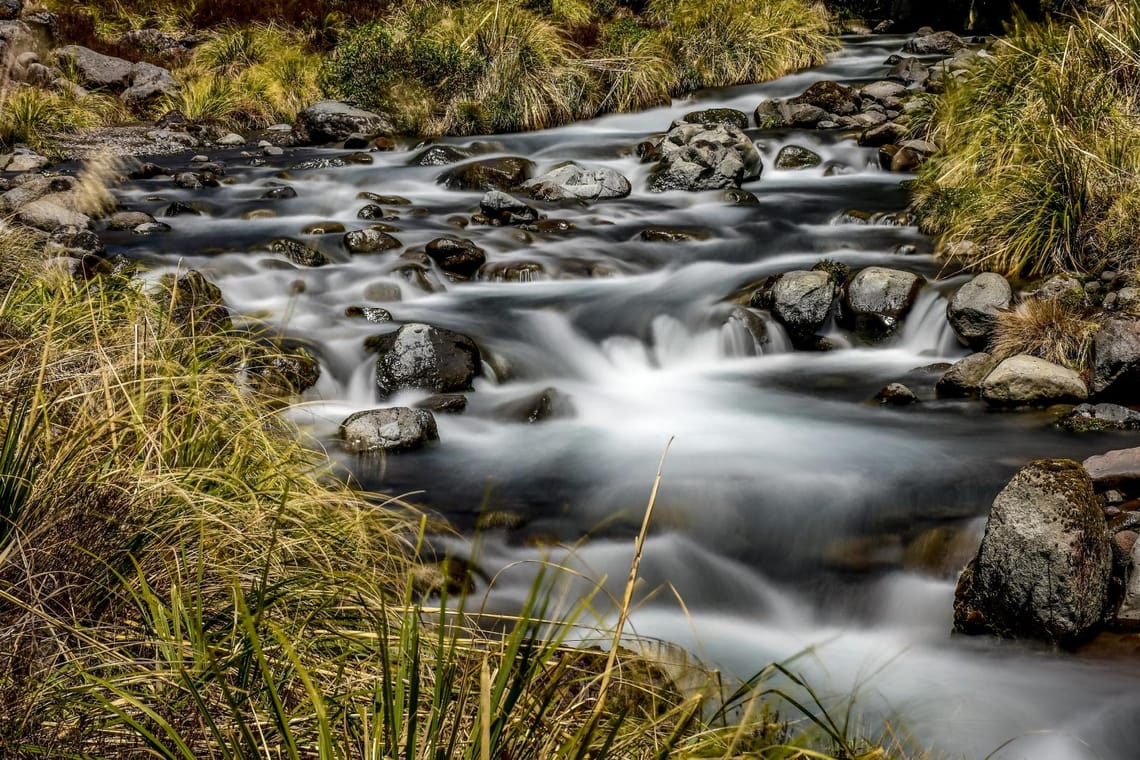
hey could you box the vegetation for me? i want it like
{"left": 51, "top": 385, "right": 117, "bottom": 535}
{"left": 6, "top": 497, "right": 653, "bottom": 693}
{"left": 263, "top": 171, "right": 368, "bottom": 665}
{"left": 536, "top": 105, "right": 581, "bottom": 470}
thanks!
{"left": 991, "top": 296, "right": 1105, "bottom": 369}
{"left": 913, "top": 0, "right": 1140, "bottom": 279}
{"left": 0, "top": 88, "right": 127, "bottom": 153}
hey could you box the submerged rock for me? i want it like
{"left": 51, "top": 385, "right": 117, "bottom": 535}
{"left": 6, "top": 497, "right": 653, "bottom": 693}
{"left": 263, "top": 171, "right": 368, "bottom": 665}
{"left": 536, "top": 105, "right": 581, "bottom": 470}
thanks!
{"left": 441, "top": 157, "right": 535, "bottom": 191}
{"left": 339, "top": 407, "right": 439, "bottom": 453}
{"left": 954, "top": 459, "right": 1111, "bottom": 645}
{"left": 373, "top": 323, "right": 482, "bottom": 397}
{"left": 494, "top": 387, "right": 575, "bottom": 423}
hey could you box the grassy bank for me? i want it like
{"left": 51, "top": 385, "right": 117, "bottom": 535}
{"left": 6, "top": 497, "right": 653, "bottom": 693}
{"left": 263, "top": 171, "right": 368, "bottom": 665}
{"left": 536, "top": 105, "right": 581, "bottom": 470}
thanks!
{"left": 23, "top": 0, "right": 832, "bottom": 139}
{"left": 912, "top": 0, "right": 1140, "bottom": 279}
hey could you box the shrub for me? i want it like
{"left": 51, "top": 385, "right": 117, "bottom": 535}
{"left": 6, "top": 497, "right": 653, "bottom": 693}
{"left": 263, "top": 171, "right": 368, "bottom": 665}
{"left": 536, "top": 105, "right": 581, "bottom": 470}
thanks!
{"left": 990, "top": 297, "right": 1105, "bottom": 369}
{"left": 914, "top": 0, "right": 1140, "bottom": 278}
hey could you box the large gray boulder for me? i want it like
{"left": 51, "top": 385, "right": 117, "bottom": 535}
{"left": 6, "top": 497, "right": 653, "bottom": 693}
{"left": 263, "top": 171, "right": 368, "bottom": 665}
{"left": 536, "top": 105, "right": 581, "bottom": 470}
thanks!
{"left": 980, "top": 355, "right": 1088, "bottom": 407}
{"left": 16, "top": 199, "right": 92, "bottom": 231}
{"left": 954, "top": 459, "right": 1111, "bottom": 645}
{"left": 947, "top": 272, "right": 1012, "bottom": 349}
{"left": 1091, "top": 319, "right": 1140, "bottom": 401}
{"left": 523, "top": 162, "right": 631, "bottom": 202}
{"left": 122, "top": 61, "right": 180, "bottom": 112}
{"left": 647, "top": 123, "right": 762, "bottom": 192}
{"left": 295, "top": 100, "right": 391, "bottom": 145}
{"left": 373, "top": 323, "right": 482, "bottom": 397}
{"left": 840, "top": 266, "right": 924, "bottom": 341}
{"left": 755, "top": 100, "right": 827, "bottom": 129}
{"left": 55, "top": 45, "right": 133, "bottom": 90}
{"left": 789, "top": 80, "right": 859, "bottom": 116}
{"left": 339, "top": 407, "right": 439, "bottom": 453}
{"left": 768, "top": 270, "right": 836, "bottom": 341}
{"left": 0, "top": 147, "right": 49, "bottom": 173}
{"left": 904, "top": 30, "right": 966, "bottom": 55}
{"left": 936, "top": 352, "right": 999, "bottom": 398}
{"left": 441, "top": 157, "right": 535, "bottom": 191}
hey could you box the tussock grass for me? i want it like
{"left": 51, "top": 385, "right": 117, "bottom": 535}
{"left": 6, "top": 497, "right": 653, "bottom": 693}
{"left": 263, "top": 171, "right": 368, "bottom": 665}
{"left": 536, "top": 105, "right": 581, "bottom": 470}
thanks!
{"left": 0, "top": 88, "right": 127, "bottom": 153}
{"left": 913, "top": 0, "right": 1140, "bottom": 278}
{"left": 991, "top": 297, "right": 1105, "bottom": 369}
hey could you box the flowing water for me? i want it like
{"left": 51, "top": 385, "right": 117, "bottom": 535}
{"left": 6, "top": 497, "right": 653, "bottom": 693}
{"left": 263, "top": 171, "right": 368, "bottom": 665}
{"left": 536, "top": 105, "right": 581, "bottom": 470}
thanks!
{"left": 104, "top": 36, "right": 1140, "bottom": 759}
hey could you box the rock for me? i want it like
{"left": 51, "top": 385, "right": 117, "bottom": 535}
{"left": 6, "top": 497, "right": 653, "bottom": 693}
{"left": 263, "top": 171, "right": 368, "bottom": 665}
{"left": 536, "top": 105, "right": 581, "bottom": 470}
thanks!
{"left": 345, "top": 306, "right": 393, "bottom": 323}
{"left": 412, "top": 144, "right": 473, "bottom": 166}
{"left": 344, "top": 228, "right": 401, "bottom": 254}
{"left": 0, "top": 175, "right": 70, "bottom": 212}
{"left": 356, "top": 204, "right": 392, "bottom": 221}
{"left": 1059, "top": 403, "right": 1140, "bottom": 433}
{"left": 55, "top": 45, "right": 133, "bottom": 90}
{"left": 647, "top": 122, "right": 762, "bottom": 192}
{"left": 861, "top": 80, "right": 908, "bottom": 103}
{"left": 1116, "top": 540, "right": 1140, "bottom": 628}
{"left": 774, "top": 145, "right": 822, "bottom": 170}
{"left": 248, "top": 345, "right": 321, "bottom": 396}
{"left": 840, "top": 267, "right": 924, "bottom": 341}
{"left": 268, "top": 238, "right": 329, "bottom": 267}
{"left": 1083, "top": 447, "right": 1140, "bottom": 486}
{"left": 216, "top": 132, "right": 245, "bottom": 146}
{"left": 875, "top": 382, "right": 918, "bottom": 405}
{"left": 954, "top": 459, "right": 1111, "bottom": 644}
{"left": 0, "top": 0, "right": 21, "bottom": 21}
{"left": 121, "top": 61, "right": 180, "bottom": 111}
{"left": 479, "top": 190, "right": 538, "bottom": 225}
{"left": 522, "top": 162, "right": 631, "bottom": 202}
{"left": 23, "top": 62, "right": 56, "bottom": 88}
{"left": 947, "top": 272, "right": 1012, "bottom": 349}
{"left": 441, "top": 157, "right": 535, "bottom": 191}
{"left": 45, "top": 225, "right": 103, "bottom": 258}
{"left": 904, "top": 30, "right": 965, "bottom": 55}
{"left": 118, "top": 28, "right": 179, "bottom": 55}
{"left": 887, "top": 57, "right": 930, "bottom": 88}
{"left": 936, "top": 352, "right": 999, "bottom": 398}
{"left": 302, "top": 221, "right": 345, "bottom": 235}
{"left": 790, "top": 80, "right": 859, "bottom": 116}
{"left": 1092, "top": 320, "right": 1140, "bottom": 401}
{"left": 494, "top": 387, "right": 575, "bottom": 423}
{"left": 637, "top": 227, "right": 711, "bottom": 243}
{"left": 425, "top": 237, "right": 486, "bottom": 278}
{"left": 339, "top": 407, "right": 439, "bottom": 454}
{"left": 765, "top": 270, "right": 836, "bottom": 341}
{"left": 479, "top": 260, "right": 546, "bottom": 282}
{"left": 415, "top": 393, "right": 468, "bottom": 414}
{"left": 0, "top": 147, "right": 49, "bottom": 172}
{"left": 174, "top": 172, "right": 203, "bottom": 190}
{"left": 157, "top": 270, "right": 230, "bottom": 333}
{"left": 373, "top": 323, "right": 482, "bottom": 396}
{"left": 858, "top": 121, "right": 908, "bottom": 147}
{"left": 981, "top": 355, "right": 1089, "bottom": 407}
{"left": 107, "top": 211, "right": 155, "bottom": 230}
{"left": 16, "top": 199, "right": 91, "bottom": 231}
{"left": 295, "top": 100, "right": 390, "bottom": 145}
{"left": 890, "top": 146, "right": 926, "bottom": 172}
{"left": 755, "top": 100, "right": 827, "bottom": 129}
{"left": 677, "top": 107, "right": 749, "bottom": 129}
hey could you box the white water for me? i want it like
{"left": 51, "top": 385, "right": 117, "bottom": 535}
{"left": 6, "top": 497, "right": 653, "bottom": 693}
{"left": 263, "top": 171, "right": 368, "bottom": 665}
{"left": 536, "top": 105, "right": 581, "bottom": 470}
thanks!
{"left": 105, "top": 35, "right": 1140, "bottom": 758}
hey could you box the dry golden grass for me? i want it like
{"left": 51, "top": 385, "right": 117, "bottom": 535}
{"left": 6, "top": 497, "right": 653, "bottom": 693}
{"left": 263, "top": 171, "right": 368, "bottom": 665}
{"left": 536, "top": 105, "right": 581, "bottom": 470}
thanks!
{"left": 990, "top": 297, "right": 1105, "bottom": 369}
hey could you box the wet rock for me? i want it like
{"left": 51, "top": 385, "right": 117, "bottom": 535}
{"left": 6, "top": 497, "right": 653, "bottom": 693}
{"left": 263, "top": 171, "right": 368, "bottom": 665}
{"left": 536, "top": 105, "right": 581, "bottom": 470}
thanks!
{"left": 1092, "top": 320, "right": 1140, "bottom": 401}
{"left": 677, "top": 107, "right": 749, "bottom": 129}
{"left": 981, "top": 355, "right": 1088, "bottom": 407}
{"left": 344, "top": 228, "right": 402, "bottom": 254}
{"left": 157, "top": 270, "right": 231, "bottom": 333}
{"left": 339, "top": 407, "right": 439, "bottom": 454}
{"left": 954, "top": 459, "right": 1111, "bottom": 645}
{"left": 345, "top": 306, "right": 393, "bottom": 323}
{"left": 790, "top": 80, "right": 859, "bottom": 116}
{"left": 249, "top": 345, "right": 321, "bottom": 396}
{"left": 875, "top": 382, "right": 918, "bottom": 406}
{"left": 479, "top": 261, "right": 546, "bottom": 282}
{"left": 45, "top": 225, "right": 103, "bottom": 258}
{"left": 755, "top": 100, "right": 827, "bottom": 129}
{"left": 373, "top": 323, "right": 482, "bottom": 396}
{"left": 441, "top": 157, "right": 535, "bottom": 191}
{"left": 647, "top": 122, "right": 762, "bottom": 192}
{"left": 1083, "top": 447, "right": 1140, "bottom": 487}
{"left": 947, "top": 272, "right": 1012, "bottom": 349}
{"left": 858, "top": 121, "right": 907, "bottom": 147}
{"left": 904, "top": 30, "right": 965, "bottom": 55}
{"left": 268, "top": 238, "right": 330, "bottom": 267}
{"left": 415, "top": 393, "right": 468, "bottom": 415}
{"left": 302, "top": 221, "right": 345, "bottom": 235}
{"left": 1059, "top": 403, "right": 1140, "bottom": 433}
{"left": 134, "top": 221, "right": 171, "bottom": 235}
{"left": 411, "top": 144, "right": 473, "bottom": 166}
{"left": 174, "top": 172, "right": 203, "bottom": 189}
{"left": 494, "top": 387, "right": 575, "bottom": 423}
{"left": 823, "top": 534, "right": 904, "bottom": 572}
{"left": 425, "top": 237, "right": 486, "bottom": 278}
{"left": 765, "top": 270, "right": 836, "bottom": 342}
{"left": 774, "top": 145, "right": 822, "bottom": 170}
{"left": 721, "top": 188, "right": 759, "bottom": 205}
{"left": 107, "top": 210, "right": 155, "bottom": 230}
{"left": 356, "top": 204, "right": 393, "bottom": 221}
{"left": 637, "top": 227, "right": 710, "bottom": 243}
{"left": 522, "top": 162, "right": 631, "bottom": 202}
{"left": 290, "top": 157, "right": 347, "bottom": 170}
{"left": 887, "top": 57, "right": 930, "bottom": 88}
{"left": 363, "top": 282, "right": 402, "bottom": 302}
{"left": 357, "top": 192, "right": 411, "bottom": 205}
{"left": 936, "top": 352, "right": 998, "bottom": 399}
{"left": 295, "top": 100, "right": 390, "bottom": 144}
{"left": 479, "top": 190, "right": 539, "bottom": 225}
{"left": 839, "top": 266, "right": 924, "bottom": 341}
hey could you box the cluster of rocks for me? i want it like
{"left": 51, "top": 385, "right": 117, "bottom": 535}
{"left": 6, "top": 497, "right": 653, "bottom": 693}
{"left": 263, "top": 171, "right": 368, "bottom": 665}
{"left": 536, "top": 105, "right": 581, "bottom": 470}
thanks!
{"left": 955, "top": 449, "right": 1140, "bottom": 646}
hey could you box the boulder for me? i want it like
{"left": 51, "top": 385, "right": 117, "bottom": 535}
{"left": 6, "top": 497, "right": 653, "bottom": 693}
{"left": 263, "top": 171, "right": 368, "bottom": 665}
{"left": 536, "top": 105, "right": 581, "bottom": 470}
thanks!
{"left": 411, "top": 144, "right": 474, "bottom": 166}
{"left": 647, "top": 122, "right": 762, "bottom": 192}
{"left": 980, "top": 355, "right": 1088, "bottom": 407}
{"left": 677, "top": 107, "right": 749, "bottom": 129}
{"left": 295, "top": 100, "right": 391, "bottom": 145}
{"left": 887, "top": 57, "right": 930, "bottom": 88}
{"left": 1116, "top": 539, "right": 1140, "bottom": 628}
{"left": 16, "top": 199, "right": 91, "bottom": 231}
{"left": 936, "top": 352, "right": 998, "bottom": 398}
{"left": 859, "top": 121, "right": 908, "bottom": 147}
{"left": 953, "top": 459, "right": 1111, "bottom": 644}
{"left": 479, "top": 190, "right": 538, "bottom": 225}
{"left": 339, "top": 407, "right": 439, "bottom": 454}
{"left": 1092, "top": 320, "right": 1140, "bottom": 401}
{"left": 875, "top": 382, "right": 918, "bottom": 406}
{"left": 1059, "top": 403, "right": 1140, "bottom": 433}
{"left": 904, "top": 30, "right": 965, "bottom": 55}
{"left": 441, "top": 157, "right": 535, "bottom": 191}
{"left": 522, "top": 162, "right": 631, "bottom": 202}
{"left": 373, "top": 323, "right": 482, "bottom": 396}
{"left": 774, "top": 145, "right": 822, "bottom": 170}
{"left": 840, "top": 266, "right": 924, "bottom": 341}
{"left": 268, "top": 238, "right": 329, "bottom": 267}
{"left": 157, "top": 270, "right": 231, "bottom": 334}
{"left": 344, "top": 228, "right": 401, "bottom": 254}
{"left": 248, "top": 346, "right": 321, "bottom": 396}
{"left": 790, "top": 80, "right": 859, "bottom": 116}
{"left": 947, "top": 272, "right": 1012, "bottom": 349}
{"left": 0, "top": 0, "right": 21, "bottom": 21}
{"left": 1083, "top": 447, "right": 1140, "bottom": 486}
{"left": 765, "top": 270, "right": 836, "bottom": 341}
{"left": 425, "top": 237, "right": 486, "bottom": 278}
{"left": 0, "top": 147, "right": 49, "bottom": 173}
{"left": 106, "top": 211, "right": 156, "bottom": 231}
{"left": 55, "top": 45, "right": 133, "bottom": 90}
{"left": 860, "top": 80, "right": 907, "bottom": 103}
{"left": 122, "top": 61, "right": 179, "bottom": 111}
{"left": 755, "top": 100, "right": 827, "bottom": 129}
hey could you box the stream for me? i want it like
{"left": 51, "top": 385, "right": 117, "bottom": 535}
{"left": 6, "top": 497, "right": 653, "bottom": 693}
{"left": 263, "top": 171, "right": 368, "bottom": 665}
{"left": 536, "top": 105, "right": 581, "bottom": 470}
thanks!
{"left": 103, "top": 35, "right": 1140, "bottom": 759}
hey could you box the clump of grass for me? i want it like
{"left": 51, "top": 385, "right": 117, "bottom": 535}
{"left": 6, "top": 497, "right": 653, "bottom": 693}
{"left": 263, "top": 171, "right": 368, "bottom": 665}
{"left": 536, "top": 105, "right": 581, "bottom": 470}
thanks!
{"left": 0, "top": 88, "right": 127, "bottom": 153}
{"left": 990, "top": 297, "right": 1105, "bottom": 369}
{"left": 913, "top": 0, "right": 1140, "bottom": 278}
